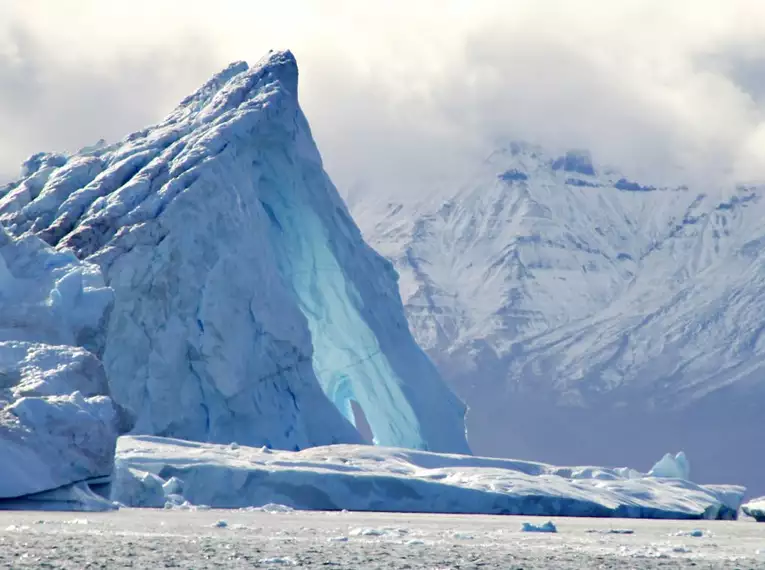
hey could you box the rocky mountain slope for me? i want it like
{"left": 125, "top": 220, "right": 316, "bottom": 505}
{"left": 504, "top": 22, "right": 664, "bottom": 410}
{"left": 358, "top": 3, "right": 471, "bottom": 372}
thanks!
{"left": 353, "top": 143, "right": 765, "bottom": 493}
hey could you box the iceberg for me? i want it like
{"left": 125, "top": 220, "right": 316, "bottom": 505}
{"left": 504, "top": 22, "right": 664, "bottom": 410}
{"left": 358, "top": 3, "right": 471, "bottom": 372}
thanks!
{"left": 0, "top": 225, "right": 118, "bottom": 500}
{"left": 648, "top": 452, "right": 691, "bottom": 480}
{"left": 0, "top": 51, "right": 468, "bottom": 455}
{"left": 742, "top": 497, "right": 765, "bottom": 522}
{"left": 111, "top": 435, "right": 744, "bottom": 520}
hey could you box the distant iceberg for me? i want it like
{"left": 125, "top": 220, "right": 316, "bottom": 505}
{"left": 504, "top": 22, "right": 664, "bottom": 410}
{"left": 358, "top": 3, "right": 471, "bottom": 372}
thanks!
{"left": 648, "top": 452, "right": 691, "bottom": 480}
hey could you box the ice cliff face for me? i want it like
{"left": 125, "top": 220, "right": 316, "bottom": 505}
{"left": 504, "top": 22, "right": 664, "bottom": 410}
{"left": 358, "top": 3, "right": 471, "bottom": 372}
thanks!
{"left": 0, "top": 51, "right": 468, "bottom": 455}
{"left": 0, "top": 225, "right": 117, "bottom": 498}
{"left": 353, "top": 142, "right": 765, "bottom": 493}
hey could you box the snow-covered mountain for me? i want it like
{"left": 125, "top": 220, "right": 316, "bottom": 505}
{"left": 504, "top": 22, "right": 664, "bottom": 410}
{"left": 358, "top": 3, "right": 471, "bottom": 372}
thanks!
{"left": 0, "top": 49, "right": 469, "bottom": 494}
{"left": 353, "top": 142, "right": 765, "bottom": 494}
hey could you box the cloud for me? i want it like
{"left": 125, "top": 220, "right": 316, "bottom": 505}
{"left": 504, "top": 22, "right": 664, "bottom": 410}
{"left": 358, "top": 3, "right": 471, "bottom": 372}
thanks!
{"left": 0, "top": 23, "right": 215, "bottom": 180}
{"left": 2, "top": 0, "right": 765, "bottom": 193}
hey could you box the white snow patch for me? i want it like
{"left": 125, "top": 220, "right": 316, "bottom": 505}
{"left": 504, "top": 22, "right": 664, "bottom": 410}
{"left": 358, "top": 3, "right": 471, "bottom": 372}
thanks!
{"left": 349, "top": 527, "right": 387, "bottom": 537}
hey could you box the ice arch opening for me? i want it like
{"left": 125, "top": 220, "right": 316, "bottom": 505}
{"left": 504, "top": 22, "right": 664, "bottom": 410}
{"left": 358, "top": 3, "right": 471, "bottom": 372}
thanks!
{"left": 350, "top": 400, "right": 374, "bottom": 444}
{"left": 323, "top": 372, "right": 373, "bottom": 444}
{"left": 258, "top": 165, "right": 427, "bottom": 449}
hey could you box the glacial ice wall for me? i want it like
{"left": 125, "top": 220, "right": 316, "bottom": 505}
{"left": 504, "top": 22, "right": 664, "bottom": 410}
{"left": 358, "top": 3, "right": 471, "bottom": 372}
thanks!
{"left": 0, "top": 51, "right": 468, "bottom": 454}
{"left": 0, "top": 225, "right": 118, "bottom": 498}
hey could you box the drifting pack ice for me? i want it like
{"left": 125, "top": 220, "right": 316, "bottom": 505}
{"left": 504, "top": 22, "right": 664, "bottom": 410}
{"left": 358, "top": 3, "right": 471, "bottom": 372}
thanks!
{"left": 0, "top": 50, "right": 468, "bottom": 502}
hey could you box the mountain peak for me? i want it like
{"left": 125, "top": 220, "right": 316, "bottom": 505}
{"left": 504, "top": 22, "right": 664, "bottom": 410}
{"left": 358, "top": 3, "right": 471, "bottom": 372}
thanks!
{"left": 354, "top": 138, "right": 765, "bottom": 493}
{"left": 551, "top": 149, "right": 596, "bottom": 176}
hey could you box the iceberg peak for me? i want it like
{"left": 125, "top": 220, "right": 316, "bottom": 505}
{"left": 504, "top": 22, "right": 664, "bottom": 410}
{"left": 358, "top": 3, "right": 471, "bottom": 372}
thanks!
{"left": 649, "top": 452, "right": 691, "bottom": 480}
{"left": 0, "top": 49, "right": 469, "bottom": 457}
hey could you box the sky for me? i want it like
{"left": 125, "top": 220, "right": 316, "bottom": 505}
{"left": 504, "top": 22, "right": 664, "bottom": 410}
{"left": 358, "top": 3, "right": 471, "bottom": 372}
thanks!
{"left": 3, "top": 0, "right": 765, "bottom": 195}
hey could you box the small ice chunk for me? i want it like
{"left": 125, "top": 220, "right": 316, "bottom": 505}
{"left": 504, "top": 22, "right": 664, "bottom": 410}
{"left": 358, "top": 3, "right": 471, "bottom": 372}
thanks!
{"left": 328, "top": 536, "right": 348, "bottom": 542}
{"left": 260, "top": 503, "right": 294, "bottom": 513}
{"left": 452, "top": 532, "right": 475, "bottom": 540}
{"left": 673, "top": 529, "right": 707, "bottom": 537}
{"left": 406, "top": 539, "right": 425, "bottom": 545}
{"left": 212, "top": 520, "right": 228, "bottom": 528}
{"left": 164, "top": 499, "right": 196, "bottom": 510}
{"left": 5, "top": 525, "right": 31, "bottom": 532}
{"left": 521, "top": 521, "right": 557, "bottom": 533}
{"left": 259, "top": 557, "right": 296, "bottom": 565}
{"left": 162, "top": 476, "right": 184, "bottom": 495}
{"left": 349, "top": 527, "right": 386, "bottom": 537}
{"left": 237, "top": 503, "right": 294, "bottom": 513}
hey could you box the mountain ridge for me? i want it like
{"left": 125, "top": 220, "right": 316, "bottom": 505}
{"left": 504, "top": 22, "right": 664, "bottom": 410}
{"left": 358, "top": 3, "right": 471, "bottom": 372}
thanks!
{"left": 353, "top": 141, "right": 765, "bottom": 493}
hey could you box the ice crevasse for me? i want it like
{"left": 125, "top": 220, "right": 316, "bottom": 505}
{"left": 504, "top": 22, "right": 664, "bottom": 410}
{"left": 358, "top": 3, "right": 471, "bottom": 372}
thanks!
{"left": 0, "top": 50, "right": 469, "bottom": 455}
